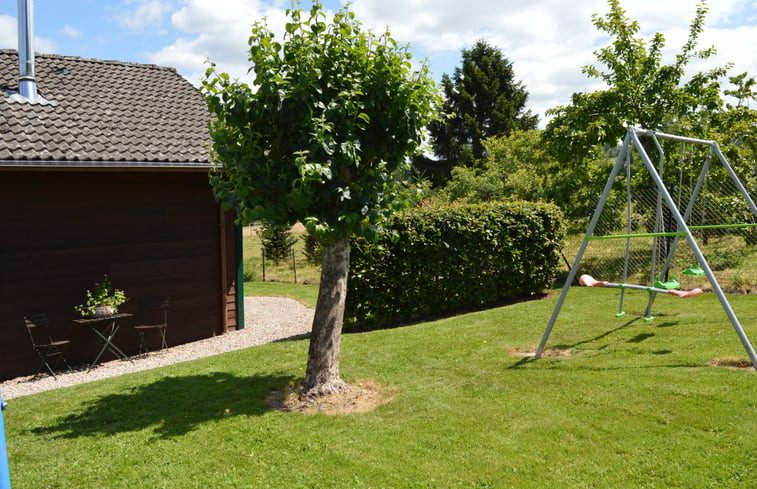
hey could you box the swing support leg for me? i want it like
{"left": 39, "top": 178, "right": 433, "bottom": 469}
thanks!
{"left": 645, "top": 150, "right": 712, "bottom": 316}
{"left": 536, "top": 132, "right": 632, "bottom": 357}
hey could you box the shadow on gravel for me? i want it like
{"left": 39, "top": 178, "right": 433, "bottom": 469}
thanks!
{"left": 31, "top": 372, "right": 294, "bottom": 440}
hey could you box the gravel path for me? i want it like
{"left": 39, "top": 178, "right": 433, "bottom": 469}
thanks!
{"left": 0, "top": 297, "right": 314, "bottom": 400}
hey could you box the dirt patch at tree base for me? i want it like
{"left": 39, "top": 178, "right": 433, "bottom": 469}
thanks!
{"left": 266, "top": 379, "right": 398, "bottom": 415}
{"left": 706, "top": 357, "right": 756, "bottom": 370}
{"left": 506, "top": 346, "right": 573, "bottom": 358}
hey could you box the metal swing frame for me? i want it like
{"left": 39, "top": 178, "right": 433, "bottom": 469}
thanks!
{"left": 536, "top": 127, "right": 757, "bottom": 368}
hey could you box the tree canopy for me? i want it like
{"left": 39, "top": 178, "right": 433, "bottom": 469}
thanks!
{"left": 203, "top": 3, "right": 439, "bottom": 242}
{"left": 544, "top": 0, "right": 727, "bottom": 165}
{"left": 423, "top": 40, "right": 537, "bottom": 182}
{"left": 202, "top": 2, "right": 439, "bottom": 396}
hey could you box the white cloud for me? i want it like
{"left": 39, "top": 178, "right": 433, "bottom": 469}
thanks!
{"left": 0, "top": 14, "right": 56, "bottom": 54}
{"left": 146, "top": 0, "right": 757, "bottom": 124}
{"left": 62, "top": 24, "right": 82, "bottom": 39}
{"left": 0, "top": 15, "right": 16, "bottom": 47}
{"left": 147, "top": 0, "right": 276, "bottom": 83}
{"left": 118, "top": 0, "right": 174, "bottom": 30}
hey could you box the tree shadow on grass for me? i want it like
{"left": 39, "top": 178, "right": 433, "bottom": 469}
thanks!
{"left": 508, "top": 316, "right": 690, "bottom": 369}
{"left": 31, "top": 372, "right": 294, "bottom": 440}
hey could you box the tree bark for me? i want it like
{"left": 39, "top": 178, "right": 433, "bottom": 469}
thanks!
{"left": 304, "top": 237, "right": 350, "bottom": 397}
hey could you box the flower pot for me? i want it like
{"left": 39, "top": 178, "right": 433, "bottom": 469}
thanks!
{"left": 91, "top": 306, "right": 115, "bottom": 318}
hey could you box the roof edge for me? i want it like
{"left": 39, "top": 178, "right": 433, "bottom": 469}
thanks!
{"left": 0, "top": 160, "right": 212, "bottom": 170}
{"left": 0, "top": 49, "right": 179, "bottom": 74}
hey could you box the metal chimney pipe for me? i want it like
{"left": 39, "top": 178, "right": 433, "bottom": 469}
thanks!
{"left": 17, "top": 0, "right": 37, "bottom": 101}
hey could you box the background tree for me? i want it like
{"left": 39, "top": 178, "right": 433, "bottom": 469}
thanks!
{"left": 257, "top": 223, "right": 297, "bottom": 264}
{"left": 202, "top": 3, "right": 439, "bottom": 397}
{"left": 434, "top": 129, "right": 610, "bottom": 231}
{"left": 543, "top": 0, "right": 727, "bottom": 166}
{"left": 423, "top": 40, "right": 537, "bottom": 183}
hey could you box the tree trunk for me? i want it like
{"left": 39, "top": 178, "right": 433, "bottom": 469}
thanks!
{"left": 304, "top": 237, "right": 350, "bottom": 397}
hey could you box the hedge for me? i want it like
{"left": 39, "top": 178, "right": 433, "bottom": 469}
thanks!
{"left": 344, "top": 200, "right": 565, "bottom": 331}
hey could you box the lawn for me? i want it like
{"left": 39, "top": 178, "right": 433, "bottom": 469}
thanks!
{"left": 4, "top": 287, "right": 756, "bottom": 488}
{"left": 244, "top": 280, "right": 319, "bottom": 309}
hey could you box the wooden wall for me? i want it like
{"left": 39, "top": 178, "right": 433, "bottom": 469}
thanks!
{"left": 0, "top": 169, "right": 240, "bottom": 380}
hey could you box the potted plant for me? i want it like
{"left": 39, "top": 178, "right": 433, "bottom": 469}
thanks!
{"left": 75, "top": 275, "right": 127, "bottom": 318}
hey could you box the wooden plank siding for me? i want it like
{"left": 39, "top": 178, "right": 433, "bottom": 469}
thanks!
{"left": 0, "top": 169, "right": 240, "bottom": 380}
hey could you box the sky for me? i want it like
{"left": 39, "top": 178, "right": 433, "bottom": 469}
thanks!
{"left": 1, "top": 0, "right": 756, "bottom": 126}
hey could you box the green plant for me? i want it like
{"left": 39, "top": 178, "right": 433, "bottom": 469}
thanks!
{"left": 429, "top": 39, "right": 538, "bottom": 175}
{"left": 345, "top": 200, "right": 565, "bottom": 330}
{"left": 301, "top": 233, "right": 322, "bottom": 265}
{"left": 203, "top": 2, "right": 440, "bottom": 395}
{"left": 257, "top": 223, "right": 297, "bottom": 264}
{"left": 74, "top": 275, "right": 127, "bottom": 317}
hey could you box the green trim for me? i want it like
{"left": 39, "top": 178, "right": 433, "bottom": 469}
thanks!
{"left": 586, "top": 231, "right": 686, "bottom": 241}
{"left": 689, "top": 222, "right": 757, "bottom": 231}
{"left": 236, "top": 219, "right": 245, "bottom": 330}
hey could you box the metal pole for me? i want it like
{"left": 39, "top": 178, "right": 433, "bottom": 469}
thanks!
{"left": 619, "top": 151, "right": 632, "bottom": 317}
{"left": 646, "top": 132, "right": 665, "bottom": 318}
{"left": 0, "top": 388, "right": 11, "bottom": 489}
{"left": 536, "top": 131, "right": 633, "bottom": 357}
{"left": 292, "top": 248, "right": 298, "bottom": 284}
{"left": 632, "top": 128, "right": 715, "bottom": 146}
{"left": 711, "top": 144, "right": 757, "bottom": 218}
{"left": 645, "top": 150, "right": 711, "bottom": 314}
{"left": 630, "top": 130, "right": 757, "bottom": 368}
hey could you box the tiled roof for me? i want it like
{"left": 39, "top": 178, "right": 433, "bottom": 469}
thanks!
{"left": 0, "top": 50, "right": 211, "bottom": 166}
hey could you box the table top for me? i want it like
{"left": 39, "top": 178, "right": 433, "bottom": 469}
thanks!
{"left": 73, "top": 312, "right": 133, "bottom": 324}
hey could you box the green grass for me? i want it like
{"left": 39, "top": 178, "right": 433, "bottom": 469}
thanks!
{"left": 245, "top": 281, "right": 319, "bottom": 308}
{"left": 5, "top": 287, "right": 757, "bottom": 488}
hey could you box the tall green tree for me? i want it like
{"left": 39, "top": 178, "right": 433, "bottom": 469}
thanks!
{"left": 425, "top": 40, "right": 537, "bottom": 181}
{"left": 544, "top": 0, "right": 727, "bottom": 165}
{"left": 202, "top": 3, "right": 439, "bottom": 397}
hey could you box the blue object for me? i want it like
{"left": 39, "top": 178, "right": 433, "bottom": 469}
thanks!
{"left": 0, "top": 388, "right": 11, "bottom": 489}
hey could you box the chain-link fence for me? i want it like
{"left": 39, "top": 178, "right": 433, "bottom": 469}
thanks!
{"left": 565, "top": 140, "right": 757, "bottom": 293}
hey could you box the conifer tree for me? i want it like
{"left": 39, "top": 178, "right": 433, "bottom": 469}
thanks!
{"left": 426, "top": 40, "right": 537, "bottom": 181}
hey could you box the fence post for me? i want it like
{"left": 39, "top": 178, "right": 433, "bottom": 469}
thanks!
{"left": 292, "top": 248, "right": 298, "bottom": 284}
{"left": 261, "top": 248, "right": 266, "bottom": 282}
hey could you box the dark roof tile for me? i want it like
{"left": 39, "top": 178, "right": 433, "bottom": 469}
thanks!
{"left": 0, "top": 50, "right": 211, "bottom": 165}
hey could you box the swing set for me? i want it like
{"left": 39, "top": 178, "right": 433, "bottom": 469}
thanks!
{"left": 537, "top": 127, "right": 757, "bottom": 368}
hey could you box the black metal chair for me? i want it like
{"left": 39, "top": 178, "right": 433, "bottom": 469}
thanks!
{"left": 24, "top": 313, "right": 72, "bottom": 379}
{"left": 134, "top": 296, "right": 169, "bottom": 354}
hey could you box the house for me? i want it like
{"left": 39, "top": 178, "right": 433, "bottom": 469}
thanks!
{"left": 0, "top": 48, "right": 243, "bottom": 380}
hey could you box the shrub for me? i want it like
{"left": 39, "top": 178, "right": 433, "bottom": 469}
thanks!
{"left": 301, "top": 233, "right": 323, "bottom": 265}
{"left": 242, "top": 260, "right": 256, "bottom": 282}
{"left": 344, "top": 200, "right": 565, "bottom": 331}
{"left": 257, "top": 223, "right": 297, "bottom": 264}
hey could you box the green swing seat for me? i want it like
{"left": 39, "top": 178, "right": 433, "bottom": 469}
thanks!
{"left": 654, "top": 278, "right": 681, "bottom": 290}
{"left": 683, "top": 265, "right": 705, "bottom": 277}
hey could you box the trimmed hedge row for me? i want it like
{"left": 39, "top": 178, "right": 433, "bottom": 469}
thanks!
{"left": 344, "top": 200, "right": 565, "bottom": 331}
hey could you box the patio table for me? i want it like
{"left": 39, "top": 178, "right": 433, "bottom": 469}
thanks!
{"left": 74, "top": 313, "right": 134, "bottom": 371}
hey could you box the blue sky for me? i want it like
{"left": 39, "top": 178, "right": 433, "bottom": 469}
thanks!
{"left": 1, "top": 0, "right": 756, "bottom": 125}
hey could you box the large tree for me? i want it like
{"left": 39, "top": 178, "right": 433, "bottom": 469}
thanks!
{"left": 424, "top": 40, "right": 537, "bottom": 181}
{"left": 544, "top": 0, "right": 727, "bottom": 165}
{"left": 202, "top": 3, "right": 439, "bottom": 397}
